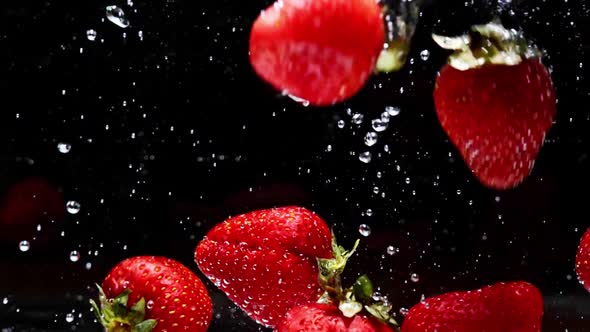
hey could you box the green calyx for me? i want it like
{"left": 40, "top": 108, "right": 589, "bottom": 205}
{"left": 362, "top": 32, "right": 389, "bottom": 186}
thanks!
{"left": 432, "top": 20, "right": 542, "bottom": 70}
{"left": 375, "top": 1, "right": 421, "bottom": 73}
{"left": 316, "top": 232, "right": 399, "bottom": 328}
{"left": 89, "top": 284, "right": 157, "bottom": 332}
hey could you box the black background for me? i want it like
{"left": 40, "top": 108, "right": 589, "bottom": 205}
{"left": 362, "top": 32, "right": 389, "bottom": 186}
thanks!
{"left": 0, "top": 0, "right": 589, "bottom": 330}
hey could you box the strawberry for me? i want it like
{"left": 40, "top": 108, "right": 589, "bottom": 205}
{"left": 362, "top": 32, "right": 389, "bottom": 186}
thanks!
{"left": 576, "top": 227, "right": 590, "bottom": 292}
{"left": 401, "top": 281, "right": 543, "bottom": 332}
{"left": 194, "top": 206, "right": 332, "bottom": 327}
{"left": 90, "top": 256, "right": 212, "bottom": 332}
{"left": 0, "top": 177, "right": 64, "bottom": 244}
{"left": 432, "top": 22, "right": 556, "bottom": 189}
{"left": 249, "top": 0, "right": 385, "bottom": 106}
{"left": 276, "top": 303, "right": 394, "bottom": 332}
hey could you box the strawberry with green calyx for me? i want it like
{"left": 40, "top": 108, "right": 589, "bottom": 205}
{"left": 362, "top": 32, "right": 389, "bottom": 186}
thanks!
{"left": 277, "top": 233, "right": 399, "bottom": 332}
{"left": 90, "top": 256, "right": 212, "bottom": 332}
{"left": 432, "top": 20, "right": 556, "bottom": 190}
{"left": 90, "top": 285, "right": 156, "bottom": 332}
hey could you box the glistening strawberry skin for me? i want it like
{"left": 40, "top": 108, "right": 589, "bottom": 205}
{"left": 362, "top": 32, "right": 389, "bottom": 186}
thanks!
{"left": 401, "top": 281, "right": 543, "bottom": 332}
{"left": 249, "top": 0, "right": 385, "bottom": 106}
{"left": 576, "top": 227, "right": 590, "bottom": 293}
{"left": 195, "top": 206, "right": 332, "bottom": 327}
{"left": 434, "top": 59, "right": 556, "bottom": 189}
{"left": 101, "top": 256, "right": 212, "bottom": 332}
{"left": 276, "top": 303, "right": 395, "bottom": 332}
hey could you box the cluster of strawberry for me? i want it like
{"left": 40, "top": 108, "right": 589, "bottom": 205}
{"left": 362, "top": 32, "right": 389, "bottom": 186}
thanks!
{"left": 88, "top": 0, "right": 577, "bottom": 331}
{"left": 91, "top": 207, "right": 590, "bottom": 332}
{"left": 249, "top": 0, "right": 556, "bottom": 190}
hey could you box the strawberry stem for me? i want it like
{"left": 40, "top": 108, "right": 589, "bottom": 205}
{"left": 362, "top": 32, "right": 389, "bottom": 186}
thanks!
{"left": 89, "top": 284, "right": 157, "bottom": 332}
{"left": 316, "top": 233, "right": 399, "bottom": 329}
{"left": 432, "top": 20, "right": 542, "bottom": 70}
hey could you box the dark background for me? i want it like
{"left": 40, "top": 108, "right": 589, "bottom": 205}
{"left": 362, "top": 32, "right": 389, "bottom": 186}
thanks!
{"left": 0, "top": 0, "right": 589, "bottom": 330}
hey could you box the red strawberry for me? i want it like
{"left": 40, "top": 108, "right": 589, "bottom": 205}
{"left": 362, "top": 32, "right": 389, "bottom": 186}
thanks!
{"left": 576, "top": 227, "right": 590, "bottom": 292}
{"left": 91, "top": 256, "right": 212, "bottom": 332}
{"left": 401, "top": 281, "right": 543, "bottom": 332}
{"left": 276, "top": 303, "right": 395, "bottom": 332}
{"left": 432, "top": 22, "right": 556, "bottom": 189}
{"left": 0, "top": 177, "right": 64, "bottom": 244}
{"left": 249, "top": 0, "right": 385, "bottom": 106}
{"left": 195, "top": 206, "right": 332, "bottom": 327}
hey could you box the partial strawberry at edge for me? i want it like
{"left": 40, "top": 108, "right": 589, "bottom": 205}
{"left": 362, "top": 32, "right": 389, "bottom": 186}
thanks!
{"left": 195, "top": 206, "right": 332, "bottom": 327}
{"left": 93, "top": 256, "right": 212, "bottom": 332}
{"left": 401, "top": 281, "right": 543, "bottom": 332}
{"left": 576, "top": 227, "right": 590, "bottom": 293}
{"left": 432, "top": 22, "right": 556, "bottom": 190}
{"left": 249, "top": 0, "right": 385, "bottom": 106}
{"left": 276, "top": 303, "right": 395, "bottom": 332}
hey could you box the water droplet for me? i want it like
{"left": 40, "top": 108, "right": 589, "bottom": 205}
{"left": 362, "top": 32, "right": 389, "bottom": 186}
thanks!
{"left": 85, "top": 262, "right": 92, "bottom": 270}
{"left": 57, "top": 143, "right": 71, "bottom": 154}
{"left": 381, "top": 112, "right": 390, "bottom": 123}
{"left": 326, "top": 145, "right": 332, "bottom": 152}
{"left": 373, "top": 186, "right": 379, "bottom": 194}
{"left": 105, "top": 6, "right": 130, "bottom": 28}
{"left": 2, "top": 297, "right": 8, "bottom": 304}
{"left": 399, "top": 307, "right": 409, "bottom": 316}
{"left": 405, "top": 177, "right": 411, "bottom": 184}
{"left": 66, "top": 201, "right": 81, "bottom": 214}
{"left": 365, "top": 208, "right": 373, "bottom": 217}
{"left": 337, "top": 120, "right": 346, "bottom": 129}
{"left": 65, "top": 313, "right": 74, "bottom": 323}
{"left": 410, "top": 273, "right": 420, "bottom": 283}
{"left": 351, "top": 113, "right": 364, "bottom": 125}
{"left": 19, "top": 240, "right": 30, "bottom": 252}
{"left": 86, "top": 29, "right": 97, "bottom": 41}
{"left": 420, "top": 49, "right": 430, "bottom": 61}
{"left": 358, "top": 224, "right": 371, "bottom": 237}
{"left": 364, "top": 132, "right": 378, "bottom": 146}
{"left": 385, "top": 106, "right": 401, "bottom": 116}
{"left": 146, "top": 300, "right": 154, "bottom": 310}
{"left": 359, "top": 151, "right": 372, "bottom": 163}
{"left": 386, "top": 246, "right": 399, "bottom": 255}
{"left": 69, "top": 251, "right": 80, "bottom": 262}
{"left": 371, "top": 119, "right": 388, "bottom": 132}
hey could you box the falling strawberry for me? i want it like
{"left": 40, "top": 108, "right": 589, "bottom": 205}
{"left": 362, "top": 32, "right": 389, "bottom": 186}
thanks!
{"left": 249, "top": 0, "right": 385, "bottom": 106}
{"left": 401, "top": 281, "right": 543, "bottom": 332}
{"left": 195, "top": 206, "right": 332, "bottom": 327}
{"left": 432, "top": 21, "right": 556, "bottom": 189}
{"left": 90, "top": 256, "right": 212, "bottom": 332}
{"left": 576, "top": 227, "right": 590, "bottom": 292}
{"left": 277, "top": 303, "right": 394, "bottom": 332}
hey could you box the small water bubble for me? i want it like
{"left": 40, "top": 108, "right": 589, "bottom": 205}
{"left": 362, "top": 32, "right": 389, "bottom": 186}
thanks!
{"left": 86, "top": 29, "right": 97, "bottom": 41}
{"left": 364, "top": 132, "right": 378, "bottom": 146}
{"left": 105, "top": 6, "right": 130, "bottom": 28}
{"left": 85, "top": 262, "right": 92, "bottom": 270}
{"left": 365, "top": 208, "right": 373, "bottom": 217}
{"left": 359, "top": 224, "right": 371, "bottom": 237}
{"left": 65, "top": 313, "right": 74, "bottom": 323}
{"left": 381, "top": 112, "right": 390, "bottom": 123}
{"left": 66, "top": 201, "right": 81, "bottom": 214}
{"left": 386, "top": 246, "right": 399, "bottom": 255}
{"left": 352, "top": 113, "right": 364, "bottom": 125}
{"left": 326, "top": 145, "right": 332, "bottom": 152}
{"left": 399, "top": 307, "right": 409, "bottom": 316}
{"left": 2, "top": 297, "right": 7, "bottom": 304}
{"left": 385, "top": 106, "right": 401, "bottom": 116}
{"left": 359, "top": 151, "right": 372, "bottom": 163}
{"left": 373, "top": 186, "right": 379, "bottom": 194}
{"left": 405, "top": 177, "right": 411, "bottom": 184}
{"left": 57, "top": 143, "right": 71, "bottom": 154}
{"left": 19, "top": 240, "right": 30, "bottom": 252}
{"left": 146, "top": 300, "right": 154, "bottom": 310}
{"left": 371, "top": 119, "right": 388, "bottom": 132}
{"left": 410, "top": 273, "right": 420, "bottom": 283}
{"left": 138, "top": 30, "right": 144, "bottom": 41}
{"left": 69, "top": 251, "right": 80, "bottom": 262}
{"left": 420, "top": 49, "right": 430, "bottom": 61}
{"left": 337, "top": 120, "right": 346, "bottom": 129}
